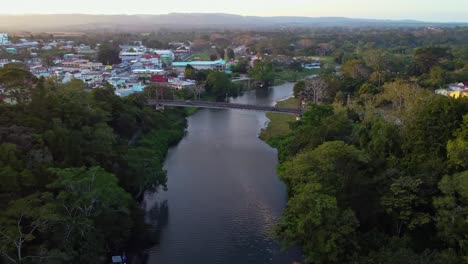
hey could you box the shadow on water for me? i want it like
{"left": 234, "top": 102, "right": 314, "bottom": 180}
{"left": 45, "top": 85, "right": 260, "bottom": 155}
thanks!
{"left": 130, "top": 191, "right": 170, "bottom": 264}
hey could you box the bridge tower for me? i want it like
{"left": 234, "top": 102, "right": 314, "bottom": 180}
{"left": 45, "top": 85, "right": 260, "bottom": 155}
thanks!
{"left": 152, "top": 85, "right": 166, "bottom": 111}
{"left": 155, "top": 85, "right": 165, "bottom": 101}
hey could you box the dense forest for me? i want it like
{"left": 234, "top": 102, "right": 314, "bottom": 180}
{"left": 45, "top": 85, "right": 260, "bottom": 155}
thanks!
{"left": 266, "top": 42, "right": 468, "bottom": 263}
{"left": 0, "top": 66, "right": 187, "bottom": 263}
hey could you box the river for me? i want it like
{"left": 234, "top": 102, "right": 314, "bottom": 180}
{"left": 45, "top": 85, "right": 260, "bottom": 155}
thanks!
{"left": 141, "top": 82, "right": 302, "bottom": 264}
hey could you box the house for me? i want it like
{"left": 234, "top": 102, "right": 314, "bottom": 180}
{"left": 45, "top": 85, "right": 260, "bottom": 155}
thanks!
{"left": 119, "top": 45, "right": 146, "bottom": 53}
{"left": 131, "top": 69, "right": 165, "bottom": 76}
{"left": 79, "top": 61, "right": 104, "bottom": 71}
{"left": 119, "top": 51, "right": 144, "bottom": 62}
{"left": 114, "top": 82, "right": 146, "bottom": 97}
{"left": 436, "top": 82, "right": 468, "bottom": 98}
{"left": 303, "top": 62, "right": 321, "bottom": 69}
{"left": 435, "top": 89, "right": 450, "bottom": 96}
{"left": 151, "top": 75, "right": 168, "bottom": 83}
{"left": 167, "top": 77, "right": 196, "bottom": 90}
{"left": 131, "top": 62, "right": 144, "bottom": 70}
{"left": 76, "top": 45, "right": 96, "bottom": 55}
{"left": 0, "top": 33, "right": 9, "bottom": 46}
{"left": 172, "top": 59, "right": 226, "bottom": 73}
{"left": 27, "top": 58, "right": 42, "bottom": 66}
{"left": 6, "top": 48, "right": 17, "bottom": 54}
{"left": 0, "top": 59, "right": 9, "bottom": 68}
{"left": 74, "top": 70, "right": 104, "bottom": 86}
{"left": 140, "top": 53, "right": 162, "bottom": 68}
{"left": 64, "top": 54, "right": 85, "bottom": 60}
{"left": 448, "top": 90, "right": 468, "bottom": 98}
{"left": 30, "top": 67, "right": 51, "bottom": 78}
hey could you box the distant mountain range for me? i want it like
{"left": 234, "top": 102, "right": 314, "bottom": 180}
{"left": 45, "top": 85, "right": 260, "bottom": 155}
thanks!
{"left": 0, "top": 13, "right": 466, "bottom": 32}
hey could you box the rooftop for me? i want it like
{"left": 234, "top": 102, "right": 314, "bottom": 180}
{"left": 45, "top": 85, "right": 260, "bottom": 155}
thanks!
{"left": 172, "top": 59, "right": 226, "bottom": 67}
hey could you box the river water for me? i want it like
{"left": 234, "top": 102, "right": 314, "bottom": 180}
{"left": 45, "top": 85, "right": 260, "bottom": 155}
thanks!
{"left": 142, "top": 82, "right": 302, "bottom": 264}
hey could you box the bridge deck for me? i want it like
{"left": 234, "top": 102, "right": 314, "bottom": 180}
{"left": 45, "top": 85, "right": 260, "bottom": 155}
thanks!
{"left": 146, "top": 100, "right": 304, "bottom": 115}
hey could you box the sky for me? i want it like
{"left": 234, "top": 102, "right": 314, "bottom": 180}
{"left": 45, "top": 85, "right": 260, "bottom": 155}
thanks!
{"left": 1, "top": 0, "right": 467, "bottom": 22}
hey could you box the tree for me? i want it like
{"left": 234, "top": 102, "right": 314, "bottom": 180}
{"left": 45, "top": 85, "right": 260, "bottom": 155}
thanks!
{"left": 248, "top": 60, "right": 274, "bottom": 87}
{"left": 97, "top": 43, "right": 121, "bottom": 65}
{"left": 231, "top": 60, "right": 248, "bottom": 74}
{"left": 363, "top": 49, "right": 388, "bottom": 87}
{"left": 47, "top": 167, "right": 132, "bottom": 262}
{"left": 0, "top": 67, "right": 37, "bottom": 104}
{"left": 429, "top": 66, "right": 446, "bottom": 88}
{"left": 0, "top": 193, "right": 54, "bottom": 264}
{"left": 187, "top": 84, "right": 204, "bottom": 100}
{"left": 185, "top": 64, "right": 195, "bottom": 79}
{"left": 277, "top": 141, "right": 369, "bottom": 263}
{"left": 227, "top": 48, "right": 235, "bottom": 60}
{"left": 381, "top": 177, "right": 430, "bottom": 236}
{"left": 341, "top": 59, "right": 370, "bottom": 81}
{"left": 414, "top": 47, "right": 453, "bottom": 74}
{"left": 293, "top": 80, "right": 305, "bottom": 98}
{"left": 433, "top": 171, "right": 468, "bottom": 255}
{"left": 209, "top": 54, "right": 218, "bottom": 61}
{"left": 206, "top": 71, "right": 231, "bottom": 99}
{"left": 302, "top": 78, "right": 328, "bottom": 104}
{"left": 276, "top": 183, "right": 359, "bottom": 264}
{"left": 447, "top": 114, "right": 468, "bottom": 170}
{"left": 216, "top": 47, "right": 225, "bottom": 60}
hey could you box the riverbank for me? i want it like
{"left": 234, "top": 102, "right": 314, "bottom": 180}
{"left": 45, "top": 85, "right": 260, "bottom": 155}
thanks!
{"left": 126, "top": 108, "right": 188, "bottom": 258}
{"left": 260, "top": 97, "right": 299, "bottom": 143}
{"left": 273, "top": 68, "right": 320, "bottom": 86}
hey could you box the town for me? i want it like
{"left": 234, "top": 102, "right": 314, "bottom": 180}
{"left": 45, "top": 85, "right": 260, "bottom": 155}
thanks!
{"left": 0, "top": 32, "right": 323, "bottom": 101}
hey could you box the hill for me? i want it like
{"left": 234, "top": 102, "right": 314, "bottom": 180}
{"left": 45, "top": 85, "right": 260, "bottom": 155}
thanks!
{"left": 0, "top": 13, "right": 466, "bottom": 32}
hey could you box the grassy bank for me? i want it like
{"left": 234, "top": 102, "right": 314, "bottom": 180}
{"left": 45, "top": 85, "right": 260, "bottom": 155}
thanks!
{"left": 260, "top": 97, "right": 299, "bottom": 142}
{"left": 273, "top": 68, "right": 320, "bottom": 85}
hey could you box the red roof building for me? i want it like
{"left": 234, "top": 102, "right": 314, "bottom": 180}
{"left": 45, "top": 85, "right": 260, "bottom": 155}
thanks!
{"left": 151, "top": 75, "right": 168, "bottom": 83}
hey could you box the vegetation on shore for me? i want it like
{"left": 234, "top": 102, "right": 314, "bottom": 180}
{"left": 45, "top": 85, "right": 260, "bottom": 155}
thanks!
{"left": 264, "top": 41, "right": 468, "bottom": 263}
{"left": 273, "top": 68, "right": 321, "bottom": 86}
{"left": 260, "top": 97, "right": 298, "bottom": 141}
{"left": 0, "top": 66, "right": 187, "bottom": 263}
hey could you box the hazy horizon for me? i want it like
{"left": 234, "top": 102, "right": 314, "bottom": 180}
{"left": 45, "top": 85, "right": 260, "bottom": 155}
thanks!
{"left": 1, "top": 0, "right": 467, "bottom": 23}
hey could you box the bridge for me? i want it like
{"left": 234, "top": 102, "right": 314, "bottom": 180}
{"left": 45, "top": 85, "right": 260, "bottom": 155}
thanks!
{"left": 146, "top": 100, "right": 304, "bottom": 115}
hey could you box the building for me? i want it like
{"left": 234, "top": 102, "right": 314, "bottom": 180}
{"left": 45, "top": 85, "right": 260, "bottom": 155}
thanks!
{"left": 0, "top": 33, "right": 9, "bottom": 46}
{"left": 153, "top": 50, "right": 175, "bottom": 65}
{"left": 168, "top": 77, "right": 196, "bottom": 90}
{"left": 448, "top": 90, "right": 468, "bottom": 98}
{"left": 119, "top": 51, "right": 144, "bottom": 62}
{"left": 0, "top": 59, "right": 10, "bottom": 68}
{"left": 140, "top": 53, "right": 162, "bottom": 68}
{"left": 131, "top": 69, "right": 165, "bottom": 76}
{"left": 30, "top": 67, "right": 52, "bottom": 78}
{"left": 76, "top": 45, "right": 96, "bottom": 55}
{"left": 6, "top": 48, "right": 17, "bottom": 54}
{"left": 435, "top": 82, "right": 468, "bottom": 98}
{"left": 172, "top": 59, "right": 227, "bottom": 73}
{"left": 119, "top": 45, "right": 146, "bottom": 53}
{"left": 151, "top": 75, "right": 168, "bottom": 83}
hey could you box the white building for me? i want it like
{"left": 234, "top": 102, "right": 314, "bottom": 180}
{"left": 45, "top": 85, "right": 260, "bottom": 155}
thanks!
{"left": 119, "top": 52, "right": 144, "bottom": 62}
{"left": 0, "top": 59, "right": 10, "bottom": 67}
{"left": 172, "top": 59, "right": 227, "bottom": 73}
{"left": 0, "top": 33, "right": 9, "bottom": 46}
